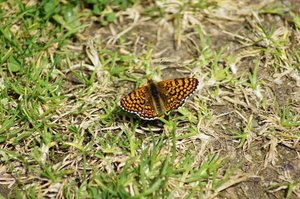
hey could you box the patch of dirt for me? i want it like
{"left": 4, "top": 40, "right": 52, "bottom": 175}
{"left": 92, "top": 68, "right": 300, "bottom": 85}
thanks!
{"left": 0, "top": 184, "right": 11, "bottom": 198}
{"left": 272, "top": 79, "right": 298, "bottom": 108}
{"left": 224, "top": 180, "right": 268, "bottom": 199}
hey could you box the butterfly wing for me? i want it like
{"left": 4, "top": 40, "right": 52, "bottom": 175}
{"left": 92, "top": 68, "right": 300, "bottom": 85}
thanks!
{"left": 156, "top": 78, "right": 199, "bottom": 113}
{"left": 120, "top": 85, "right": 159, "bottom": 120}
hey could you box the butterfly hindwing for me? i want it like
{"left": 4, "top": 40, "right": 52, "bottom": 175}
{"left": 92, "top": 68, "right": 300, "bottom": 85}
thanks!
{"left": 120, "top": 85, "right": 159, "bottom": 120}
{"left": 156, "top": 78, "right": 199, "bottom": 113}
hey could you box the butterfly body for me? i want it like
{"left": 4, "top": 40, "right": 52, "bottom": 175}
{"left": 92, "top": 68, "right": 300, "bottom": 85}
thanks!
{"left": 120, "top": 78, "right": 199, "bottom": 120}
{"left": 148, "top": 80, "right": 164, "bottom": 114}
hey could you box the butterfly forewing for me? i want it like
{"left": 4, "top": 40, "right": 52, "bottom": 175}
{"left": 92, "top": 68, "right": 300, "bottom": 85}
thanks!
{"left": 120, "top": 85, "right": 159, "bottom": 120}
{"left": 156, "top": 78, "right": 199, "bottom": 113}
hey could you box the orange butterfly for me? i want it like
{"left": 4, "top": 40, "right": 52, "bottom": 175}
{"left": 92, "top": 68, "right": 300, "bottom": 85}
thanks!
{"left": 120, "top": 78, "right": 199, "bottom": 120}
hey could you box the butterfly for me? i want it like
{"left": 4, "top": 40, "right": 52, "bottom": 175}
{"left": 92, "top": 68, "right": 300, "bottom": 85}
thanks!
{"left": 120, "top": 77, "right": 199, "bottom": 120}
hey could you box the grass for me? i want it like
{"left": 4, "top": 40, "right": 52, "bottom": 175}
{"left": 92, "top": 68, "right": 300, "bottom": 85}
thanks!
{"left": 1, "top": 0, "right": 300, "bottom": 198}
